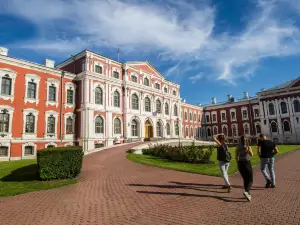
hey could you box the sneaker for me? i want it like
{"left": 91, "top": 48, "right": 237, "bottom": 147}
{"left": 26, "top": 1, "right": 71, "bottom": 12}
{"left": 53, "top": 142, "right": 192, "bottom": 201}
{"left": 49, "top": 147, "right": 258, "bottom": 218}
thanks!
{"left": 265, "top": 181, "right": 272, "bottom": 188}
{"left": 243, "top": 192, "right": 251, "bottom": 202}
{"left": 270, "top": 184, "right": 276, "bottom": 188}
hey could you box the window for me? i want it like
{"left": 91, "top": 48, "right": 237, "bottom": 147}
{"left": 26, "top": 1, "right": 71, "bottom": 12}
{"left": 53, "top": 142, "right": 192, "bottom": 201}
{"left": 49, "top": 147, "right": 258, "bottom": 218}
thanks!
{"left": 254, "top": 109, "right": 259, "bottom": 117}
{"left": 190, "top": 112, "right": 192, "bottom": 121}
{"left": 131, "top": 75, "right": 137, "bottom": 83}
{"left": 95, "top": 116, "right": 104, "bottom": 133}
{"left": 0, "top": 113, "right": 9, "bottom": 133}
{"left": 213, "top": 127, "right": 217, "bottom": 135}
{"left": 131, "top": 120, "right": 138, "bottom": 136}
{"left": 173, "top": 90, "right": 176, "bottom": 96}
{"left": 244, "top": 124, "right": 249, "bottom": 135}
{"left": 156, "top": 122, "right": 162, "bottom": 137}
{"left": 24, "top": 146, "right": 34, "bottom": 156}
{"left": 212, "top": 114, "right": 216, "bottom": 122}
{"left": 132, "top": 94, "right": 139, "bottom": 110}
{"left": 185, "top": 112, "right": 187, "bottom": 120}
{"left": 155, "top": 83, "right": 160, "bottom": 90}
{"left": 114, "top": 118, "right": 121, "bottom": 134}
{"left": 231, "top": 112, "right": 236, "bottom": 120}
{"left": 206, "top": 115, "right": 210, "bottom": 123}
{"left": 280, "top": 102, "right": 287, "bottom": 114}
{"left": 156, "top": 100, "right": 162, "bottom": 113}
{"left": 283, "top": 121, "right": 291, "bottom": 132}
{"left": 232, "top": 125, "right": 237, "bottom": 136}
{"left": 190, "top": 127, "right": 193, "bottom": 137}
{"left": 1, "top": 77, "right": 12, "bottom": 95}
{"left": 27, "top": 82, "right": 36, "bottom": 99}
{"left": 114, "top": 91, "right": 120, "bottom": 107}
{"left": 95, "top": 65, "right": 102, "bottom": 74}
{"left": 174, "top": 105, "right": 178, "bottom": 116}
{"left": 269, "top": 103, "right": 275, "bottom": 115}
{"left": 185, "top": 127, "right": 188, "bottom": 137}
{"left": 242, "top": 110, "right": 248, "bottom": 119}
{"left": 194, "top": 114, "right": 196, "bottom": 121}
{"left": 271, "top": 122, "right": 277, "bottom": 133}
{"left": 207, "top": 128, "right": 211, "bottom": 137}
{"left": 256, "top": 124, "right": 261, "bottom": 134}
{"left": 48, "top": 85, "right": 56, "bottom": 101}
{"left": 0, "top": 146, "right": 8, "bottom": 156}
{"left": 47, "top": 145, "right": 55, "bottom": 148}
{"left": 66, "top": 117, "right": 73, "bottom": 134}
{"left": 198, "top": 115, "right": 201, "bottom": 122}
{"left": 166, "top": 123, "right": 170, "bottom": 135}
{"left": 145, "top": 97, "right": 151, "bottom": 112}
{"left": 144, "top": 77, "right": 149, "bottom": 86}
{"left": 95, "top": 143, "right": 104, "bottom": 148}
{"left": 113, "top": 71, "right": 119, "bottom": 79}
{"left": 67, "top": 89, "right": 74, "bottom": 104}
{"left": 223, "top": 126, "right": 228, "bottom": 136}
{"left": 25, "top": 114, "right": 35, "bottom": 133}
{"left": 175, "top": 124, "right": 179, "bottom": 135}
{"left": 47, "top": 116, "right": 55, "bottom": 134}
{"left": 165, "top": 103, "right": 169, "bottom": 115}
{"left": 95, "top": 87, "right": 103, "bottom": 104}
{"left": 294, "top": 100, "right": 300, "bottom": 113}
{"left": 164, "top": 87, "right": 168, "bottom": 93}
{"left": 221, "top": 113, "right": 226, "bottom": 121}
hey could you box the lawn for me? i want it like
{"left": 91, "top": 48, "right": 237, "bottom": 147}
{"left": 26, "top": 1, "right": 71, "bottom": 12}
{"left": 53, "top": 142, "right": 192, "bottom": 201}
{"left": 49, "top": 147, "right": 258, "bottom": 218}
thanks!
{"left": 0, "top": 159, "right": 77, "bottom": 197}
{"left": 127, "top": 145, "right": 300, "bottom": 177}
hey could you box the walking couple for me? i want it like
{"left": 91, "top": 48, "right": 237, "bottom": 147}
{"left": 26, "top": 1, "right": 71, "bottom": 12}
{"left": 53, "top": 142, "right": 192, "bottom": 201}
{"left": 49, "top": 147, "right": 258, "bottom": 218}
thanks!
{"left": 213, "top": 133, "right": 279, "bottom": 202}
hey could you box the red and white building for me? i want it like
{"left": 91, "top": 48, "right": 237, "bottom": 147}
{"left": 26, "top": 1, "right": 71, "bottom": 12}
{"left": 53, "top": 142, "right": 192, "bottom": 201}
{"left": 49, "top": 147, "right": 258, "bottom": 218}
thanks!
{"left": 0, "top": 46, "right": 299, "bottom": 160}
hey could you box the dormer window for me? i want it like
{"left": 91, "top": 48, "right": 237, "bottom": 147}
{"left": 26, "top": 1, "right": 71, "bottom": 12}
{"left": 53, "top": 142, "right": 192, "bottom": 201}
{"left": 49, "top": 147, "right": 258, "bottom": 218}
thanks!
{"left": 155, "top": 83, "right": 160, "bottom": 90}
{"left": 131, "top": 75, "right": 137, "bottom": 83}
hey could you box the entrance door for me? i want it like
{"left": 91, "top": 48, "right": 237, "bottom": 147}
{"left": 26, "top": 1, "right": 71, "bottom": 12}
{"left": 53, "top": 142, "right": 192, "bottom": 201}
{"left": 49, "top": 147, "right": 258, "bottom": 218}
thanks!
{"left": 145, "top": 121, "right": 153, "bottom": 138}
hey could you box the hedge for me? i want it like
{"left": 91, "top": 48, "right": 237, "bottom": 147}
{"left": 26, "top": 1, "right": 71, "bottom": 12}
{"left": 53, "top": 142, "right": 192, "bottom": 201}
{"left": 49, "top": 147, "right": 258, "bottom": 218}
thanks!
{"left": 37, "top": 146, "right": 84, "bottom": 180}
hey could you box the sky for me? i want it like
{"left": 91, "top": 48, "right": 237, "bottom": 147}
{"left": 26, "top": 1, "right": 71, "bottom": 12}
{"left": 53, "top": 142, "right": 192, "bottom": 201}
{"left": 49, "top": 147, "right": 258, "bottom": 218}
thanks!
{"left": 1, "top": 0, "right": 300, "bottom": 105}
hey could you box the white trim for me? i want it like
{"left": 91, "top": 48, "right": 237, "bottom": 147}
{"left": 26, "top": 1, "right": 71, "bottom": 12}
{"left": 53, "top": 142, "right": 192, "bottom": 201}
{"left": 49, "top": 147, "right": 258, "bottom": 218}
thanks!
{"left": 243, "top": 122, "right": 250, "bottom": 136}
{"left": 252, "top": 105, "right": 260, "bottom": 118}
{"left": 45, "top": 142, "right": 57, "bottom": 148}
{"left": 241, "top": 106, "right": 249, "bottom": 120}
{"left": 0, "top": 142, "right": 11, "bottom": 161}
{"left": 46, "top": 78, "right": 59, "bottom": 107}
{"left": 22, "top": 108, "right": 39, "bottom": 139}
{"left": 0, "top": 105, "right": 14, "bottom": 139}
{"left": 64, "top": 113, "right": 76, "bottom": 139}
{"left": 22, "top": 142, "right": 37, "bottom": 159}
{"left": 94, "top": 114, "right": 105, "bottom": 138}
{"left": 211, "top": 111, "right": 217, "bottom": 123}
{"left": 44, "top": 110, "right": 59, "bottom": 138}
{"left": 65, "top": 82, "right": 76, "bottom": 108}
{"left": 94, "top": 61, "right": 104, "bottom": 74}
{"left": 24, "top": 73, "right": 41, "bottom": 105}
{"left": 230, "top": 108, "right": 237, "bottom": 122}
{"left": 0, "top": 68, "right": 17, "bottom": 102}
{"left": 113, "top": 116, "right": 123, "bottom": 138}
{"left": 220, "top": 110, "right": 227, "bottom": 122}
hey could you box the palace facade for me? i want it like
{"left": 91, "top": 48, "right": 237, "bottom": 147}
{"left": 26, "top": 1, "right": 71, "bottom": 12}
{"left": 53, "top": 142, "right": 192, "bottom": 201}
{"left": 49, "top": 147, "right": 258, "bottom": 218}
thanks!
{"left": 0, "top": 46, "right": 299, "bottom": 160}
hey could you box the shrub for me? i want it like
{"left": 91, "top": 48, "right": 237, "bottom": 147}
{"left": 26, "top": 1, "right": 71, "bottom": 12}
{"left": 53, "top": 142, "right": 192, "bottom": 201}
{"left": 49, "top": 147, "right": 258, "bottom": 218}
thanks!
{"left": 144, "top": 138, "right": 151, "bottom": 142}
{"left": 37, "top": 146, "right": 84, "bottom": 180}
{"left": 142, "top": 143, "right": 214, "bottom": 164}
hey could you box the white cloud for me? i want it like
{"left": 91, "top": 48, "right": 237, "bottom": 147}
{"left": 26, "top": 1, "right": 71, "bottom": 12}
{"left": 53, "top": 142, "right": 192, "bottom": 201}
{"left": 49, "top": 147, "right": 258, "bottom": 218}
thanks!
{"left": 2, "top": 0, "right": 300, "bottom": 84}
{"left": 189, "top": 74, "right": 203, "bottom": 83}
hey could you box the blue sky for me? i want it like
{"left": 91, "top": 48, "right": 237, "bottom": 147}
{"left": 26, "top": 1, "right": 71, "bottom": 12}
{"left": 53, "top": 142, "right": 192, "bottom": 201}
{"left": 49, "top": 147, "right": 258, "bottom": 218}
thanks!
{"left": 1, "top": 0, "right": 300, "bottom": 105}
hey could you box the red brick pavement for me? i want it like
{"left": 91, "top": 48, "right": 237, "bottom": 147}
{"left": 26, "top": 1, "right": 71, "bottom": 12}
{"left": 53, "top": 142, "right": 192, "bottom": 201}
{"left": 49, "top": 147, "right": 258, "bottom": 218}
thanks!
{"left": 0, "top": 143, "right": 300, "bottom": 225}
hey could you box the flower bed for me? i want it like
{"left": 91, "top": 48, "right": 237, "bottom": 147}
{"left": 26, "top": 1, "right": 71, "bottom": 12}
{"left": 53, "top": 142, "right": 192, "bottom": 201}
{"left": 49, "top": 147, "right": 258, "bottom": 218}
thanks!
{"left": 142, "top": 142, "right": 214, "bottom": 164}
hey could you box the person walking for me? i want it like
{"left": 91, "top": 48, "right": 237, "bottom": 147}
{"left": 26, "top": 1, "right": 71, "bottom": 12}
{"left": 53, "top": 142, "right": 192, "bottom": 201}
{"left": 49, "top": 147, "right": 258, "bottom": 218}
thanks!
{"left": 213, "top": 133, "right": 232, "bottom": 192}
{"left": 235, "top": 136, "right": 253, "bottom": 202}
{"left": 257, "top": 134, "right": 279, "bottom": 188}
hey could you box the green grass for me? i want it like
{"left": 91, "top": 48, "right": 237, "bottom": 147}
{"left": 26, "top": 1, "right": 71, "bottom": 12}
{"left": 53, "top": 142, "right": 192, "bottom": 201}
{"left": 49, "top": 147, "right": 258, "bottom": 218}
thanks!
{"left": 127, "top": 145, "right": 300, "bottom": 177}
{"left": 0, "top": 159, "right": 77, "bottom": 197}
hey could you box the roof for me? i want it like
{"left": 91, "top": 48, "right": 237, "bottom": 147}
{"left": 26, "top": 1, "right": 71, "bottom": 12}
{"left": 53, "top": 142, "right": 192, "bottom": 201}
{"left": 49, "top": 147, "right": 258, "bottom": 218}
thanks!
{"left": 202, "top": 96, "right": 257, "bottom": 108}
{"left": 263, "top": 80, "right": 294, "bottom": 92}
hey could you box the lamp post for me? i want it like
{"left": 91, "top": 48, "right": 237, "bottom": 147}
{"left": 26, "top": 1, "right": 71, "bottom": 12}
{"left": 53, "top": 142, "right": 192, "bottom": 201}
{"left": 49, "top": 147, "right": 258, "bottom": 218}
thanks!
{"left": 176, "top": 117, "right": 181, "bottom": 147}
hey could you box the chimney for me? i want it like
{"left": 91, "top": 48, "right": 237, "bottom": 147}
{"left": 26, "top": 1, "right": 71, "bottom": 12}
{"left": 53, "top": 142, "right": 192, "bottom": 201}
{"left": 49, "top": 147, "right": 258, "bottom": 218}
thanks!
{"left": 0, "top": 47, "right": 8, "bottom": 56}
{"left": 243, "top": 92, "right": 249, "bottom": 99}
{"left": 44, "top": 59, "right": 55, "bottom": 68}
{"left": 183, "top": 99, "right": 186, "bottom": 103}
{"left": 212, "top": 97, "right": 216, "bottom": 104}
{"left": 227, "top": 94, "right": 232, "bottom": 102}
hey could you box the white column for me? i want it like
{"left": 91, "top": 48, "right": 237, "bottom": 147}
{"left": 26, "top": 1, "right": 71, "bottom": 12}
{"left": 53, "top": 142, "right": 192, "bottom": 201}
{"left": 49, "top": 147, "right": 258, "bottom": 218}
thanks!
{"left": 288, "top": 97, "right": 293, "bottom": 116}
{"left": 89, "top": 80, "right": 93, "bottom": 104}
{"left": 259, "top": 101, "right": 264, "bottom": 119}
{"left": 275, "top": 99, "right": 280, "bottom": 117}
{"left": 83, "top": 78, "right": 89, "bottom": 104}
{"left": 105, "top": 82, "right": 109, "bottom": 110}
{"left": 106, "top": 111, "right": 113, "bottom": 146}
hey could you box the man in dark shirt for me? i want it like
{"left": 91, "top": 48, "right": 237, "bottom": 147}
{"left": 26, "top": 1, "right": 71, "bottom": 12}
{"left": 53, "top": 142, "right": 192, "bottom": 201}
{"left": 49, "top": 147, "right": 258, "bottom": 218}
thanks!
{"left": 257, "top": 134, "right": 279, "bottom": 188}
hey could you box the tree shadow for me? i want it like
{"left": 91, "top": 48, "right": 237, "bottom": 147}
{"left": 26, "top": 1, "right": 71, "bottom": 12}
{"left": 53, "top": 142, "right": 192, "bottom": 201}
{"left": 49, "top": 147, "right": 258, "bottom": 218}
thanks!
{"left": 137, "top": 191, "right": 246, "bottom": 203}
{"left": 1, "top": 164, "right": 38, "bottom": 182}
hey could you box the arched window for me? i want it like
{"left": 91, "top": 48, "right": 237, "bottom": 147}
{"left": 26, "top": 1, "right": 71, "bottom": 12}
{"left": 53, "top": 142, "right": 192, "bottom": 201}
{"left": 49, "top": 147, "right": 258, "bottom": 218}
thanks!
{"left": 131, "top": 119, "right": 138, "bottom": 136}
{"left": 25, "top": 114, "right": 35, "bottom": 133}
{"left": 283, "top": 121, "right": 291, "bottom": 132}
{"left": 95, "top": 87, "right": 103, "bottom": 104}
{"left": 223, "top": 126, "right": 228, "bottom": 136}
{"left": 207, "top": 128, "right": 211, "bottom": 137}
{"left": 294, "top": 100, "right": 300, "bottom": 113}
{"left": 144, "top": 77, "right": 149, "bottom": 86}
{"left": 156, "top": 122, "right": 162, "bottom": 137}
{"left": 164, "top": 87, "right": 168, "bottom": 93}
{"left": 256, "top": 124, "right": 261, "bottom": 134}
{"left": 189, "top": 112, "right": 192, "bottom": 121}
{"left": 95, "top": 116, "right": 104, "bottom": 133}
{"left": 185, "top": 127, "right": 188, "bottom": 137}
{"left": 145, "top": 97, "right": 151, "bottom": 112}
{"left": 281, "top": 102, "right": 288, "bottom": 114}
{"left": 269, "top": 103, "right": 275, "bottom": 115}
{"left": 175, "top": 124, "right": 179, "bottom": 135}
{"left": 213, "top": 127, "right": 218, "bottom": 135}
{"left": 132, "top": 94, "right": 139, "bottom": 110}
{"left": 244, "top": 124, "right": 249, "bottom": 135}
{"left": 184, "top": 112, "right": 187, "bottom": 120}
{"left": 174, "top": 105, "right": 178, "bottom": 116}
{"left": 47, "top": 116, "right": 55, "bottom": 134}
{"left": 114, "top": 91, "right": 120, "bottom": 107}
{"left": 232, "top": 125, "right": 237, "bottom": 136}
{"left": 165, "top": 102, "right": 169, "bottom": 115}
{"left": 271, "top": 122, "right": 277, "bottom": 133}
{"left": 156, "top": 99, "right": 161, "bottom": 113}
{"left": 66, "top": 117, "right": 73, "bottom": 134}
{"left": 114, "top": 118, "right": 121, "bottom": 134}
{"left": 166, "top": 123, "right": 170, "bottom": 135}
{"left": 190, "top": 127, "right": 193, "bottom": 137}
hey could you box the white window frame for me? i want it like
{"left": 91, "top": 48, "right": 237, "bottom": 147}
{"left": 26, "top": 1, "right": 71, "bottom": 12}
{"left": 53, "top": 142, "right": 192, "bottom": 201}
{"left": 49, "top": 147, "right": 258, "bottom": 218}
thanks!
{"left": 112, "top": 67, "right": 120, "bottom": 79}
{"left": 232, "top": 123, "right": 238, "bottom": 137}
{"left": 65, "top": 82, "right": 76, "bottom": 108}
{"left": 0, "top": 68, "right": 17, "bottom": 102}
{"left": 220, "top": 110, "right": 227, "bottom": 122}
{"left": 279, "top": 101, "right": 288, "bottom": 115}
{"left": 0, "top": 105, "right": 14, "bottom": 139}
{"left": 22, "top": 108, "right": 39, "bottom": 139}
{"left": 241, "top": 107, "right": 249, "bottom": 120}
{"left": 94, "top": 114, "right": 105, "bottom": 138}
{"left": 131, "top": 73, "right": 138, "bottom": 83}
{"left": 243, "top": 122, "right": 250, "bottom": 136}
{"left": 113, "top": 116, "right": 123, "bottom": 138}
{"left": 0, "top": 142, "right": 11, "bottom": 161}
{"left": 172, "top": 89, "right": 177, "bottom": 96}
{"left": 206, "top": 126, "right": 212, "bottom": 137}
{"left": 44, "top": 110, "right": 59, "bottom": 138}
{"left": 268, "top": 101, "right": 276, "bottom": 116}
{"left": 252, "top": 105, "right": 260, "bottom": 118}
{"left": 144, "top": 76, "right": 150, "bottom": 86}
{"left": 24, "top": 74, "right": 41, "bottom": 105}
{"left": 212, "top": 125, "right": 218, "bottom": 135}
{"left": 230, "top": 108, "right": 237, "bottom": 122}
{"left": 212, "top": 111, "right": 217, "bottom": 123}
{"left": 255, "top": 122, "right": 262, "bottom": 135}
{"left": 45, "top": 142, "right": 57, "bottom": 148}
{"left": 64, "top": 113, "right": 76, "bottom": 139}
{"left": 22, "top": 142, "right": 37, "bottom": 159}
{"left": 205, "top": 113, "right": 211, "bottom": 123}
{"left": 93, "top": 82, "right": 105, "bottom": 107}
{"left": 112, "top": 89, "right": 121, "bottom": 108}
{"left": 94, "top": 61, "right": 104, "bottom": 74}
{"left": 46, "top": 78, "right": 59, "bottom": 107}
{"left": 222, "top": 124, "right": 228, "bottom": 136}
{"left": 282, "top": 119, "right": 291, "bottom": 133}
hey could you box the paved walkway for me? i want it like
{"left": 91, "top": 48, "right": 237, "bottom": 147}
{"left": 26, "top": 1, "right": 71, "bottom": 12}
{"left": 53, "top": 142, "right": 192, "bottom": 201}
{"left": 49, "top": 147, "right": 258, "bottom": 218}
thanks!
{"left": 0, "top": 143, "right": 300, "bottom": 225}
